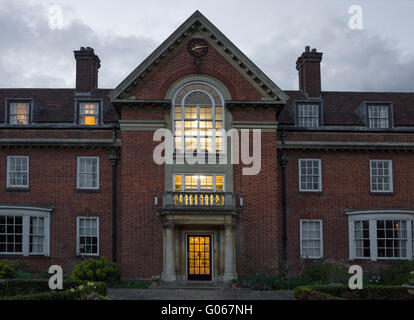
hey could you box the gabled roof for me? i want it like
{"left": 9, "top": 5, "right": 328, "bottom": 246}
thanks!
{"left": 108, "top": 10, "right": 289, "bottom": 103}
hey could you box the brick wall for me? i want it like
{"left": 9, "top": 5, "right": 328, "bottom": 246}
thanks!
{"left": 0, "top": 147, "right": 114, "bottom": 275}
{"left": 283, "top": 150, "right": 414, "bottom": 271}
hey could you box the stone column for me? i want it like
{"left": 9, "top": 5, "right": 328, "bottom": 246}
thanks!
{"left": 223, "top": 224, "right": 234, "bottom": 282}
{"left": 164, "top": 223, "right": 176, "bottom": 282}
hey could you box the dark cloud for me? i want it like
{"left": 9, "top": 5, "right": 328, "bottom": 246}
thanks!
{"left": 0, "top": 1, "right": 157, "bottom": 88}
{"left": 251, "top": 15, "right": 414, "bottom": 92}
{"left": 0, "top": 1, "right": 413, "bottom": 92}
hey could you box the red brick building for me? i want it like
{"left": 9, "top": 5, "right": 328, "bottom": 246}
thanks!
{"left": 1, "top": 11, "right": 413, "bottom": 281}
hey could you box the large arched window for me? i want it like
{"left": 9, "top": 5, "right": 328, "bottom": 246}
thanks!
{"left": 173, "top": 82, "right": 224, "bottom": 153}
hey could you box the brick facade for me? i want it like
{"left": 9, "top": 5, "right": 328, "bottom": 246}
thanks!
{"left": 0, "top": 11, "right": 413, "bottom": 280}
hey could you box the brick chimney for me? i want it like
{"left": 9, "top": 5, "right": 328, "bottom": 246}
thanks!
{"left": 74, "top": 47, "right": 101, "bottom": 92}
{"left": 296, "top": 46, "right": 323, "bottom": 97}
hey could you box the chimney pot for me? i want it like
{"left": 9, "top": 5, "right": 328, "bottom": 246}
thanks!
{"left": 305, "top": 46, "right": 310, "bottom": 53}
{"left": 74, "top": 47, "right": 101, "bottom": 92}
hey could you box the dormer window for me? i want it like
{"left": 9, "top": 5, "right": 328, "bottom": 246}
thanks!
{"left": 9, "top": 102, "right": 30, "bottom": 125}
{"left": 79, "top": 102, "right": 99, "bottom": 125}
{"left": 297, "top": 103, "right": 320, "bottom": 128}
{"left": 367, "top": 105, "right": 390, "bottom": 129}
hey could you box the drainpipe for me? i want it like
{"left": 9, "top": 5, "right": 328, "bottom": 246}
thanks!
{"left": 278, "top": 147, "right": 289, "bottom": 275}
{"left": 108, "top": 148, "right": 120, "bottom": 263}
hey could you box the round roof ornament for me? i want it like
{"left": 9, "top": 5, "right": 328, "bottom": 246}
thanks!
{"left": 187, "top": 39, "right": 208, "bottom": 57}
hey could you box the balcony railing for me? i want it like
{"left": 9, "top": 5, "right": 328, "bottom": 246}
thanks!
{"left": 162, "top": 192, "right": 235, "bottom": 210}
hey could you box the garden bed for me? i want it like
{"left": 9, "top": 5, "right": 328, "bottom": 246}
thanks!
{"left": 294, "top": 285, "right": 413, "bottom": 300}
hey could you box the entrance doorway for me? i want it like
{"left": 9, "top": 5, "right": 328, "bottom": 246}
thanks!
{"left": 187, "top": 235, "right": 212, "bottom": 280}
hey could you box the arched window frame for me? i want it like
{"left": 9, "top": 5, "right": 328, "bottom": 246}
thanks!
{"left": 172, "top": 81, "right": 225, "bottom": 154}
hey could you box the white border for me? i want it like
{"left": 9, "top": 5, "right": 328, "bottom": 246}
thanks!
{"left": 76, "top": 156, "right": 100, "bottom": 190}
{"left": 300, "top": 219, "right": 323, "bottom": 259}
{"left": 76, "top": 216, "right": 100, "bottom": 257}
{"left": 0, "top": 206, "right": 51, "bottom": 256}
{"left": 298, "top": 158, "right": 322, "bottom": 192}
{"left": 6, "top": 156, "right": 29, "bottom": 188}
{"left": 369, "top": 159, "right": 393, "bottom": 193}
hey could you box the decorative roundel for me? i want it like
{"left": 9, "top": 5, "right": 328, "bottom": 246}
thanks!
{"left": 187, "top": 39, "right": 208, "bottom": 57}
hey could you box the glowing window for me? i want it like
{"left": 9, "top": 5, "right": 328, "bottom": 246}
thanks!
{"left": 10, "top": 102, "right": 29, "bottom": 125}
{"left": 79, "top": 103, "right": 99, "bottom": 125}
{"left": 173, "top": 174, "right": 225, "bottom": 192}
{"left": 173, "top": 82, "right": 224, "bottom": 153}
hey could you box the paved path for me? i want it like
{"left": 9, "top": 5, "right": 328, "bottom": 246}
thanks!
{"left": 107, "top": 288, "right": 294, "bottom": 300}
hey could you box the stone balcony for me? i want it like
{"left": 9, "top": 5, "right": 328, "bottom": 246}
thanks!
{"left": 162, "top": 191, "right": 236, "bottom": 211}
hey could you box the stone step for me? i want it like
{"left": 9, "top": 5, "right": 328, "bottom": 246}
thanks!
{"left": 155, "top": 281, "right": 240, "bottom": 290}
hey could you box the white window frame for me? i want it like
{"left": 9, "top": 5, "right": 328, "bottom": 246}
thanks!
{"left": 367, "top": 105, "right": 390, "bottom": 129}
{"left": 76, "top": 157, "right": 99, "bottom": 190}
{"left": 172, "top": 82, "right": 225, "bottom": 154}
{"left": 370, "top": 160, "right": 393, "bottom": 193}
{"left": 173, "top": 173, "right": 225, "bottom": 192}
{"left": 297, "top": 104, "right": 319, "bottom": 128}
{"left": 0, "top": 206, "right": 51, "bottom": 256}
{"left": 9, "top": 102, "right": 30, "bottom": 125}
{"left": 76, "top": 216, "right": 99, "bottom": 256}
{"left": 79, "top": 102, "right": 100, "bottom": 126}
{"left": 298, "top": 159, "right": 322, "bottom": 192}
{"left": 300, "top": 219, "right": 323, "bottom": 259}
{"left": 7, "top": 156, "right": 29, "bottom": 188}
{"left": 347, "top": 210, "right": 414, "bottom": 261}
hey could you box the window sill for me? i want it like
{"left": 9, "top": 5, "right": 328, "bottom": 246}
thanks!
{"left": 297, "top": 191, "right": 323, "bottom": 196}
{"left": 370, "top": 192, "right": 395, "bottom": 197}
{"left": 0, "top": 254, "right": 49, "bottom": 259}
{"left": 76, "top": 189, "right": 100, "bottom": 193}
{"left": 6, "top": 187, "right": 30, "bottom": 192}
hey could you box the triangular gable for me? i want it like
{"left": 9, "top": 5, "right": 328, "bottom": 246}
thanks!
{"left": 109, "top": 10, "right": 289, "bottom": 103}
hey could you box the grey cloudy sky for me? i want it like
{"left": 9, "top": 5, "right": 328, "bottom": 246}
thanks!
{"left": 0, "top": 0, "right": 413, "bottom": 92}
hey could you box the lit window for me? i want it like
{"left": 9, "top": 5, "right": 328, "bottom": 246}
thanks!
{"left": 348, "top": 212, "right": 414, "bottom": 260}
{"left": 77, "top": 217, "right": 99, "bottom": 256}
{"left": 9, "top": 102, "right": 29, "bottom": 125}
{"left": 370, "top": 160, "right": 393, "bottom": 192}
{"left": 7, "top": 156, "right": 29, "bottom": 188}
{"left": 77, "top": 157, "right": 99, "bottom": 189}
{"left": 297, "top": 104, "right": 319, "bottom": 128}
{"left": 173, "top": 174, "right": 224, "bottom": 192}
{"left": 368, "top": 105, "right": 389, "bottom": 128}
{"left": 0, "top": 216, "right": 23, "bottom": 253}
{"left": 79, "top": 103, "right": 99, "bottom": 125}
{"left": 299, "top": 159, "right": 322, "bottom": 192}
{"left": 173, "top": 174, "right": 225, "bottom": 206}
{"left": 173, "top": 82, "right": 224, "bottom": 153}
{"left": 300, "top": 220, "right": 323, "bottom": 259}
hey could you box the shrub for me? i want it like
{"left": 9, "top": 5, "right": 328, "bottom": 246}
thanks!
{"left": 302, "top": 260, "right": 348, "bottom": 283}
{"left": 294, "top": 285, "right": 413, "bottom": 300}
{"left": 14, "top": 270, "right": 33, "bottom": 280}
{"left": 0, "top": 281, "right": 107, "bottom": 300}
{"left": 245, "top": 274, "right": 314, "bottom": 290}
{"left": 379, "top": 261, "right": 414, "bottom": 285}
{"left": 70, "top": 257, "right": 119, "bottom": 282}
{"left": 0, "top": 260, "right": 15, "bottom": 280}
{"left": 294, "top": 286, "right": 344, "bottom": 300}
{"left": 0, "top": 279, "right": 84, "bottom": 297}
{"left": 108, "top": 280, "right": 150, "bottom": 289}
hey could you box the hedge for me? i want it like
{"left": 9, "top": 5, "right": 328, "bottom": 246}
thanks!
{"left": 294, "top": 285, "right": 413, "bottom": 300}
{"left": 0, "top": 279, "right": 107, "bottom": 300}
